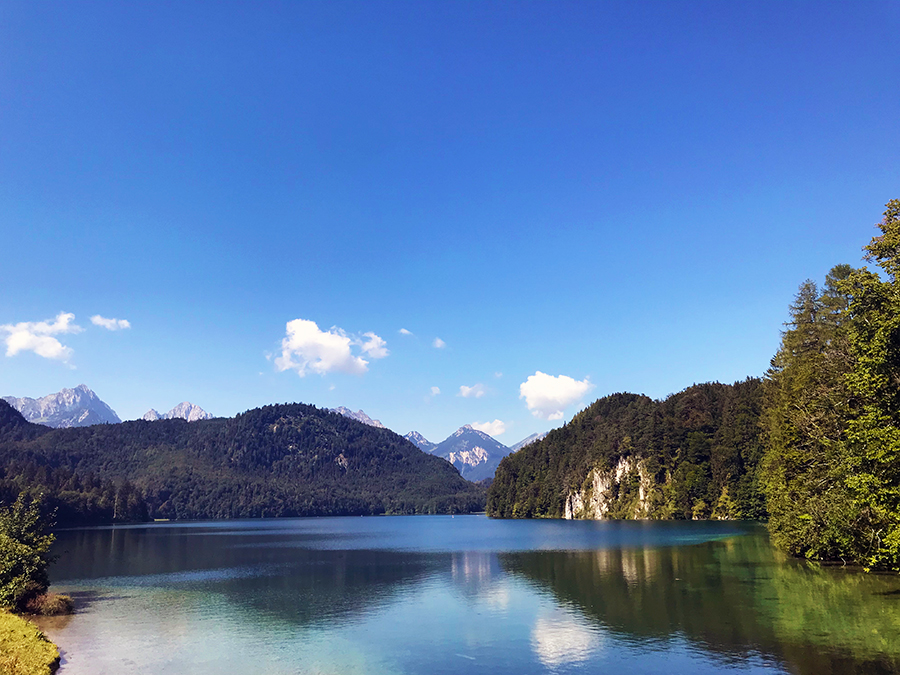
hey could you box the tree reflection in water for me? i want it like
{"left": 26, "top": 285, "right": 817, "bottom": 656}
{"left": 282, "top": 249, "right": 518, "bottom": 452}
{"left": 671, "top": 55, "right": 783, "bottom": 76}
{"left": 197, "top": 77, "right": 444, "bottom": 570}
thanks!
{"left": 500, "top": 530, "right": 900, "bottom": 674}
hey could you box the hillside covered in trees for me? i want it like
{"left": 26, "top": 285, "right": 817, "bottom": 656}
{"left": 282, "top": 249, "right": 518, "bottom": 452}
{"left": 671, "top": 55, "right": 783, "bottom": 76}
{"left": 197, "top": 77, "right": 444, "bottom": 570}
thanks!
{"left": 490, "top": 199, "right": 900, "bottom": 570}
{"left": 0, "top": 401, "right": 485, "bottom": 522}
{"left": 487, "top": 379, "right": 764, "bottom": 521}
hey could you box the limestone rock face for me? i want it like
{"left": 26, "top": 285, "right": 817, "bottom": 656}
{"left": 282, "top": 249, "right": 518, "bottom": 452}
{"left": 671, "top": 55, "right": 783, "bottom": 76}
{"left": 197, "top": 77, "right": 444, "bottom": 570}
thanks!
{"left": 564, "top": 456, "right": 654, "bottom": 520}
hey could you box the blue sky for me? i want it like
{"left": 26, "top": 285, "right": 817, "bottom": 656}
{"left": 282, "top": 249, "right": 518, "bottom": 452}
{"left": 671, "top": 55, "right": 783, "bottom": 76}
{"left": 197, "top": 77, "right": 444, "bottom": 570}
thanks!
{"left": 1, "top": 0, "right": 898, "bottom": 444}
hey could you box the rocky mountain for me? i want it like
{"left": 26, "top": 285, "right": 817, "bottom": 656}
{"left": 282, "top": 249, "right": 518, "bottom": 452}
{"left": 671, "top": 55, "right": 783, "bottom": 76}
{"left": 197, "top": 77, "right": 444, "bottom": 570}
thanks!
{"left": 330, "top": 407, "right": 386, "bottom": 429}
{"left": 142, "top": 402, "right": 213, "bottom": 422}
{"left": 1, "top": 384, "right": 121, "bottom": 428}
{"left": 509, "top": 431, "right": 548, "bottom": 453}
{"left": 430, "top": 425, "right": 513, "bottom": 482}
{"left": 404, "top": 431, "right": 436, "bottom": 452}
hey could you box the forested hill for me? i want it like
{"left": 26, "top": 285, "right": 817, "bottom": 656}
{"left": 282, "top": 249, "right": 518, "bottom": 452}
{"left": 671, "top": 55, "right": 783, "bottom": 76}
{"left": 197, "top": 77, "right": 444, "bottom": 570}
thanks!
{"left": 487, "top": 379, "right": 764, "bottom": 520}
{"left": 0, "top": 401, "right": 485, "bottom": 522}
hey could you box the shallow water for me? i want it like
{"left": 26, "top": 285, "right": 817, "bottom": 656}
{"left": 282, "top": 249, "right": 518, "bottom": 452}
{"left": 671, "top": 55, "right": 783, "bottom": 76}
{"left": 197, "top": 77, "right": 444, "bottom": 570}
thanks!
{"left": 37, "top": 516, "right": 900, "bottom": 674}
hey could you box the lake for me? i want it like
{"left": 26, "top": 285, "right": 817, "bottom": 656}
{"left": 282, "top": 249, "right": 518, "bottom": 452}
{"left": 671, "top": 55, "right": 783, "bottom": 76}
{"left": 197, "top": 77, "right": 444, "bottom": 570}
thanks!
{"left": 37, "top": 516, "right": 900, "bottom": 674}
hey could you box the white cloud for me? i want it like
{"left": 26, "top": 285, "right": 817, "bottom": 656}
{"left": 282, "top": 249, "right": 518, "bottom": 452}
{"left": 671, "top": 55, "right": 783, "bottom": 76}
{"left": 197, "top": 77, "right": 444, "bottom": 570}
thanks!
{"left": 531, "top": 609, "right": 603, "bottom": 667}
{"left": 458, "top": 383, "right": 486, "bottom": 399}
{"left": 494, "top": 372, "right": 503, "bottom": 378}
{"left": 1, "top": 312, "right": 82, "bottom": 361}
{"left": 358, "top": 332, "right": 389, "bottom": 359}
{"left": 472, "top": 419, "right": 507, "bottom": 437}
{"left": 399, "top": 328, "right": 413, "bottom": 336}
{"left": 90, "top": 315, "right": 131, "bottom": 331}
{"left": 274, "top": 318, "right": 386, "bottom": 377}
{"left": 433, "top": 337, "right": 446, "bottom": 349}
{"left": 430, "top": 386, "right": 441, "bottom": 396}
{"left": 519, "top": 371, "right": 593, "bottom": 420}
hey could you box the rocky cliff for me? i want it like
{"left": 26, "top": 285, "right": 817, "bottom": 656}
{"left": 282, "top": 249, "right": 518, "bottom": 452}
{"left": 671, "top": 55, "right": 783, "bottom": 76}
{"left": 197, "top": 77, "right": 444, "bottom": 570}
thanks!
{"left": 2, "top": 384, "right": 121, "bottom": 428}
{"left": 563, "top": 456, "right": 654, "bottom": 520}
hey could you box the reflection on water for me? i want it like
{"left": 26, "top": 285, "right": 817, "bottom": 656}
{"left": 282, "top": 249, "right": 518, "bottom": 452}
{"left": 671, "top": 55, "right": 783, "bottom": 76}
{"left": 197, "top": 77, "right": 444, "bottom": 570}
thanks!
{"left": 502, "top": 533, "right": 900, "bottom": 674}
{"left": 38, "top": 517, "right": 900, "bottom": 675}
{"left": 531, "top": 607, "right": 604, "bottom": 667}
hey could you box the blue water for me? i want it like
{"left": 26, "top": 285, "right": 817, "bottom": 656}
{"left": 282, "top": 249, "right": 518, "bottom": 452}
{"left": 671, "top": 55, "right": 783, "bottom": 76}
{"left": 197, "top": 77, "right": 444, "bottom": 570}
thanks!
{"left": 37, "top": 516, "right": 900, "bottom": 674}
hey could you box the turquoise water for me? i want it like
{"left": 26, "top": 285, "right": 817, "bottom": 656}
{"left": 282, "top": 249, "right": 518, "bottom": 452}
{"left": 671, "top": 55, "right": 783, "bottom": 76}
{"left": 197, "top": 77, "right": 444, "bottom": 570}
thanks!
{"left": 37, "top": 516, "right": 900, "bottom": 674}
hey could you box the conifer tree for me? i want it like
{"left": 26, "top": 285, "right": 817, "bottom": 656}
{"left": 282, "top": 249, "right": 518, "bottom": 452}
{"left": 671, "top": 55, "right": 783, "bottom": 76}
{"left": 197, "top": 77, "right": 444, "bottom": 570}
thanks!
{"left": 761, "top": 269, "right": 856, "bottom": 560}
{"left": 841, "top": 199, "right": 900, "bottom": 568}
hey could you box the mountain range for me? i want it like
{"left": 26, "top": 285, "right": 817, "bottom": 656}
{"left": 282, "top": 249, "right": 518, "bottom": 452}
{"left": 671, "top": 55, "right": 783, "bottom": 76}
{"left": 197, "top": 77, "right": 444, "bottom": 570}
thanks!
{"left": 143, "top": 402, "right": 213, "bottom": 422}
{"left": 3, "top": 385, "right": 547, "bottom": 481}
{"left": 2, "top": 385, "right": 214, "bottom": 428}
{"left": 1, "top": 384, "right": 121, "bottom": 428}
{"left": 427, "top": 425, "right": 514, "bottom": 482}
{"left": 402, "top": 426, "right": 546, "bottom": 482}
{"left": 334, "top": 409, "right": 548, "bottom": 480}
{"left": 0, "top": 399, "right": 485, "bottom": 521}
{"left": 329, "top": 407, "right": 386, "bottom": 429}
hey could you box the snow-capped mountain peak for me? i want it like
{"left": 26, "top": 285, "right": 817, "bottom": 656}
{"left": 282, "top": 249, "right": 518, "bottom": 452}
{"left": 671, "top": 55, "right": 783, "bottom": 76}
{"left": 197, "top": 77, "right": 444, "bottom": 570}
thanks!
{"left": 431, "top": 426, "right": 513, "bottom": 482}
{"left": 329, "top": 407, "right": 387, "bottom": 429}
{"left": 1, "top": 384, "right": 121, "bottom": 428}
{"left": 510, "top": 431, "right": 549, "bottom": 452}
{"left": 404, "top": 431, "right": 436, "bottom": 452}
{"left": 141, "top": 402, "right": 213, "bottom": 422}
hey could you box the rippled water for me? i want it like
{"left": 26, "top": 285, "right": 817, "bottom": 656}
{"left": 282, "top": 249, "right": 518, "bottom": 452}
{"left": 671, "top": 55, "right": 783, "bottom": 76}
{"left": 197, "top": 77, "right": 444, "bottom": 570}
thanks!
{"left": 36, "top": 516, "right": 900, "bottom": 674}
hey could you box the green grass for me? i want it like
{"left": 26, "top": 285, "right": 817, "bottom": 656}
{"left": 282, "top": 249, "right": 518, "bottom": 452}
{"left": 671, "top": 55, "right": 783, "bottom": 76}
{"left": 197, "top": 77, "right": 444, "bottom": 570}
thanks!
{"left": 0, "top": 611, "right": 59, "bottom": 675}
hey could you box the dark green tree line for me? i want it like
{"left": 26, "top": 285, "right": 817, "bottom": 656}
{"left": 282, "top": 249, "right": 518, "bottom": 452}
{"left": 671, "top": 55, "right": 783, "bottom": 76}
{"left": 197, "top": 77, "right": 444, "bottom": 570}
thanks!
{"left": 0, "top": 401, "right": 485, "bottom": 521}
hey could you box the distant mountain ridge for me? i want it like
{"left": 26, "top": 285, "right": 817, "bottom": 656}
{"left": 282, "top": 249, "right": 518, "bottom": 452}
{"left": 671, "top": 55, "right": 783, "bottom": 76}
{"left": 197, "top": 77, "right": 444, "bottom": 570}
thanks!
{"left": 404, "top": 431, "right": 436, "bottom": 452}
{"left": 405, "top": 428, "right": 549, "bottom": 479}
{"left": 142, "top": 402, "right": 213, "bottom": 422}
{"left": 429, "top": 425, "right": 513, "bottom": 482}
{"left": 1, "top": 384, "right": 121, "bottom": 428}
{"left": 510, "top": 432, "right": 548, "bottom": 452}
{"left": 330, "top": 407, "right": 386, "bottom": 429}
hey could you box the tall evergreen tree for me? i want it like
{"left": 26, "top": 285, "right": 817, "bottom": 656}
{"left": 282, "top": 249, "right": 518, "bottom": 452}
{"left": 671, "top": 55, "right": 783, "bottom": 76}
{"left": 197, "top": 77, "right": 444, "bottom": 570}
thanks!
{"left": 761, "top": 199, "right": 900, "bottom": 570}
{"left": 760, "top": 268, "right": 857, "bottom": 560}
{"left": 841, "top": 199, "right": 900, "bottom": 569}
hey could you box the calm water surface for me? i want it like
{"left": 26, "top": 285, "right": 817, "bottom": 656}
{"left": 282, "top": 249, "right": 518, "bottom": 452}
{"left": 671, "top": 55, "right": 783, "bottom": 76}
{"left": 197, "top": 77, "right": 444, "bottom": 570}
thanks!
{"left": 36, "top": 516, "right": 900, "bottom": 674}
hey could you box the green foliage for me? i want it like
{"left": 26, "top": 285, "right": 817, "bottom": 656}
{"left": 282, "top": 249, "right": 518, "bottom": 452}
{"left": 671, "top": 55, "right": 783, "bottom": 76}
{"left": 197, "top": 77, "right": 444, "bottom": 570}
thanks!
{"left": 0, "top": 463, "right": 149, "bottom": 527}
{"left": 488, "top": 380, "right": 765, "bottom": 520}
{"left": 760, "top": 266, "right": 860, "bottom": 560}
{"left": 840, "top": 198, "right": 900, "bottom": 569}
{"left": 761, "top": 199, "right": 900, "bottom": 570}
{"left": 0, "top": 495, "right": 55, "bottom": 612}
{"left": 0, "top": 401, "right": 485, "bottom": 521}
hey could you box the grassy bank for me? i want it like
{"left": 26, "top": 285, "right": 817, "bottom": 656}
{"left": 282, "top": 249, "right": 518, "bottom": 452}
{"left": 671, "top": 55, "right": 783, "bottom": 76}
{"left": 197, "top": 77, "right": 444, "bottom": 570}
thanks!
{"left": 0, "top": 611, "right": 59, "bottom": 675}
